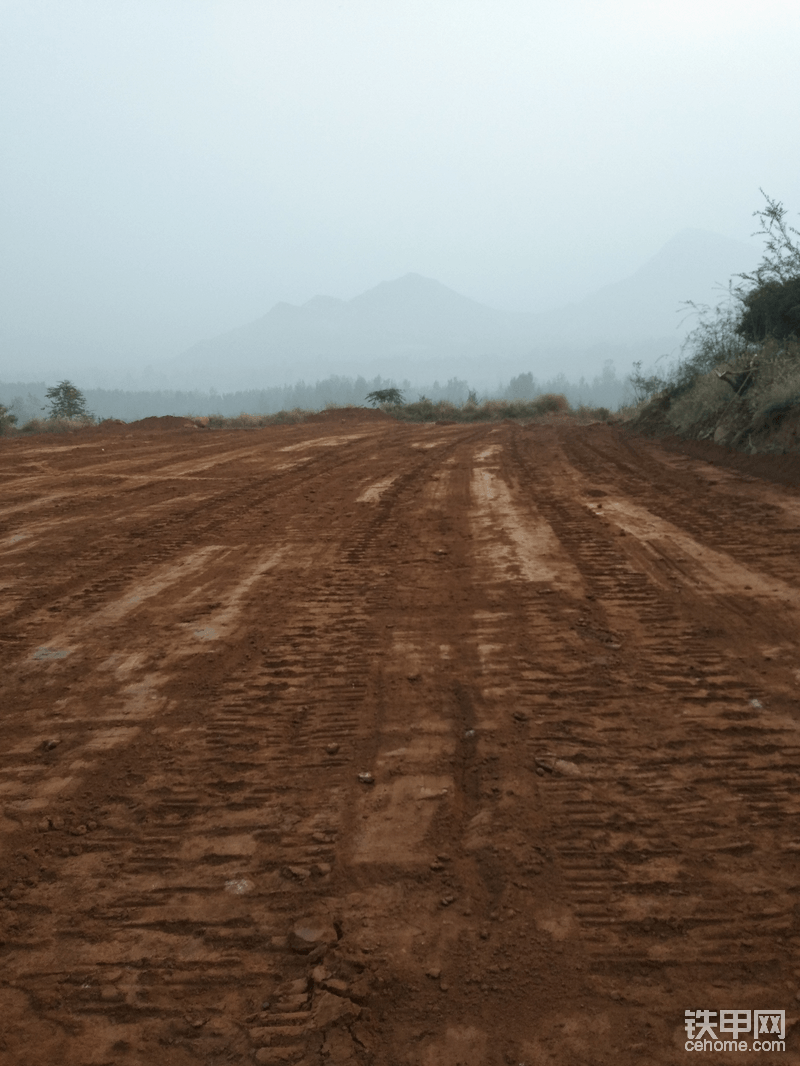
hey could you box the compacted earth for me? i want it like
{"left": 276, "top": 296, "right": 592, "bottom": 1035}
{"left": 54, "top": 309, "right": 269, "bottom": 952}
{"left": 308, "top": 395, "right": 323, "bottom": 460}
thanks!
{"left": 1, "top": 413, "right": 799, "bottom": 1065}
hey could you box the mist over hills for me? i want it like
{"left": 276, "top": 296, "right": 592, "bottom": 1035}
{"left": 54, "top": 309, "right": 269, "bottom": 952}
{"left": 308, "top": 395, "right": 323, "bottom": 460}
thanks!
{"left": 169, "top": 273, "right": 530, "bottom": 390}
{"left": 1, "top": 228, "right": 759, "bottom": 394}
{"left": 167, "top": 228, "right": 759, "bottom": 392}
{"left": 531, "top": 228, "right": 759, "bottom": 344}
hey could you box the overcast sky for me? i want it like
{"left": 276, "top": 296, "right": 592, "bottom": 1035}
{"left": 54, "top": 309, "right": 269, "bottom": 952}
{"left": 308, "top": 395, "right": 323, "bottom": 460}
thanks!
{"left": 2, "top": 0, "right": 799, "bottom": 369}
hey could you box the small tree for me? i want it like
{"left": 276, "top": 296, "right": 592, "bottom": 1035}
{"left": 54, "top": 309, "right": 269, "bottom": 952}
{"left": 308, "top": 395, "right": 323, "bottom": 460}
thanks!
{"left": 45, "top": 380, "right": 92, "bottom": 420}
{"left": 629, "top": 361, "right": 669, "bottom": 403}
{"left": 735, "top": 190, "right": 800, "bottom": 291}
{"left": 505, "top": 373, "right": 536, "bottom": 401}
{"left": 365, "top": 387, "right": 404, "bottom": 406}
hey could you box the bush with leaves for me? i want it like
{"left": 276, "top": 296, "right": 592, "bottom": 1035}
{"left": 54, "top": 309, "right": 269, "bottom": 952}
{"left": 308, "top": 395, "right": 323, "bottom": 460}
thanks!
{"left": 365, "top": 387, "right": 404, "bottom": 407}
{"left": 674, "top": 297, "right": 755, "bottom": 393}
{"left": 735, "top": 277, "right": 800, "bottom": 342}
{"left": 0, "top": 403, "right": 18, "bottom": 434}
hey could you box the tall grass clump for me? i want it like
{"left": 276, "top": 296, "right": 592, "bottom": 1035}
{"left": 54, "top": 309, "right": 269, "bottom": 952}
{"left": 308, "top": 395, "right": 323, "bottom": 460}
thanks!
{"left": 383, "top": 393, "right": 570, "bottom": 423}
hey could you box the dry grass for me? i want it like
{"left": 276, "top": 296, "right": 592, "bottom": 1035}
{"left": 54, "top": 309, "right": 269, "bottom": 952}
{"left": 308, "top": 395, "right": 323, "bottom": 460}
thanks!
{"left": 386, "top": 394, "right": 572, "bottom": 423}
{"left": 667, "top": 373, "right": 731, "bottom": 435}
{"left": 206, "top": 409, "right": 311, "bottom": 429}
{"left": 20, "top": 417, "right": 95, "bottom": 434}
{"left": 632, "top": 336, "right": 800, "bottom": 447}
{"left": 615, "top": 399, "right": 657, "bottom": 422}
{"left": 747, "top": 339, "right": 800, "bottom": 418}
{"left": 205, "top": 397, "right": 580, "bottom": 428}
{"left": 665, "top": 339, "right": 800, "bottom": 436}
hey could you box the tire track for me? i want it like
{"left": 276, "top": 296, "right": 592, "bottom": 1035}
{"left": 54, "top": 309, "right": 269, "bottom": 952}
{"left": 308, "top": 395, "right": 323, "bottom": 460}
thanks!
{"left": 500, "top": 427, "right": 800, "bottom": 1039}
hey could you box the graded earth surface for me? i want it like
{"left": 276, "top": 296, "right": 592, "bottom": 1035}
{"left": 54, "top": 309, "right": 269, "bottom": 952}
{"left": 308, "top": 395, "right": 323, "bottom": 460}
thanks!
{"left": 1, "top": 414, "right": 799, "bottom": 1065}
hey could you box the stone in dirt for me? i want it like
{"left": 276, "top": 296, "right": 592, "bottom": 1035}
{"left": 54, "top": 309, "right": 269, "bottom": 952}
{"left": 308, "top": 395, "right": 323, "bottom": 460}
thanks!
{"left": 290, "top": 917, "right": 338, "bottom": 954}
{"left": 321, "top": 977, "right": 349, "bottom": 994}
{"left": 552, "top": 758, "right": 582, "bottom": 776}
{"left": 282, "top": 977, "right": 310, "bottom": 994}
{"left": 312, "top": 989, "right": 361, "bottom": 1028}
{"left": 283, "top": 865, "right": 311, "bottom": 880}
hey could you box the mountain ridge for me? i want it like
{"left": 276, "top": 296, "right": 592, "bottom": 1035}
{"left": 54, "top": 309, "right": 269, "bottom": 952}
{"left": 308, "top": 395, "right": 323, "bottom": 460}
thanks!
{"left": 168, "top": 229, "right": 759, "bottom": 389}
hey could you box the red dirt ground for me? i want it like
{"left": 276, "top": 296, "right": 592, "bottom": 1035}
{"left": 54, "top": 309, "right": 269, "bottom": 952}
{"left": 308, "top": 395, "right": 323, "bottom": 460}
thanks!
{"left": 1, "top": 417, "right": 799, "bottom": 1065}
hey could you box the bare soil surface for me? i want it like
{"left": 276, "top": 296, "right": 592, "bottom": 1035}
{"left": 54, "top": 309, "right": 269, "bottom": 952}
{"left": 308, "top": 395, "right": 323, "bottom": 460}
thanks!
{"left": 1, "top": 417, "right": 799, "bottom": 1065}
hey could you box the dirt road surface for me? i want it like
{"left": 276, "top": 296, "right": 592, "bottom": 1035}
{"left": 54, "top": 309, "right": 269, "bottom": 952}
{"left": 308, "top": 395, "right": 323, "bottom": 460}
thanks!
{"left": 1, "top": 414, "right": 799, "bottom": 1065}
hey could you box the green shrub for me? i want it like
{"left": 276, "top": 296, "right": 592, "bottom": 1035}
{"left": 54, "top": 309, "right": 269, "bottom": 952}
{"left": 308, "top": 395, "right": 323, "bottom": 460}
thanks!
{"left": 736, "top": 277, "right": 800, "bottom": 342}
{"left": 365, "top": 387, "right": 404, "bottom": 406}
{"left": 0, "top": 404, "right": 18, "bottom": 434}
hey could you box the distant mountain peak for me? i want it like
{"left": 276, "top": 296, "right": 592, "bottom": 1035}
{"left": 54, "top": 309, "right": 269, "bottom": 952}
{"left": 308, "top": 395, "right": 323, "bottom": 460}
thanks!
{"left": 646, "top": 227, "right": 757, "bottom": 258}
{"left": 303, "top": 294, "right": 345, "bottom": 309}
{"left": 349, "top": 271, "right": 493, "bottom": 318}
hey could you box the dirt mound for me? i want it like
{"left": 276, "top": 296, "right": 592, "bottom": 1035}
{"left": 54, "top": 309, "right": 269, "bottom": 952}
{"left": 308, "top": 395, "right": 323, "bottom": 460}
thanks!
{"left": 126, "top": 414, "right": 204, "bottom": 431}
{"left": 301, "top": 405, "right": 394, "bottom": 423}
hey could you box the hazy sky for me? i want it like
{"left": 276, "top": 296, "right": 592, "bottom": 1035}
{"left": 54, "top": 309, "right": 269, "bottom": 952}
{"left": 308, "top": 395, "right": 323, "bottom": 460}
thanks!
{"left": 2, "top": 0, "right": 800, "bottom": 368}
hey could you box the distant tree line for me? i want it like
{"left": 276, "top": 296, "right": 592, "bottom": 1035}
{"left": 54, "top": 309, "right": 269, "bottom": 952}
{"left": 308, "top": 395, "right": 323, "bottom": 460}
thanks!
{"left": 0, "top": 364, "right": 633, "bottom": 428}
